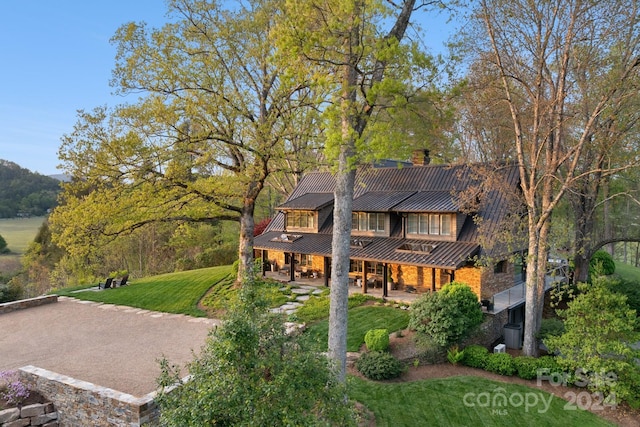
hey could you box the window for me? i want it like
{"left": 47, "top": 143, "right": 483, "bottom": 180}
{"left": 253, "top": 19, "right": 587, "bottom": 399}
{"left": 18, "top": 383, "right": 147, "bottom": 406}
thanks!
{"left": 286, "top": 211, "right": 315, "bottom": 229}
{"left": 297, "top": 254, "right": 313, "bottom": 266}
{"left": 366, "top": 262, "right": 384, "bottom": 275}
{"left": 351, "top": 212, "right": 386, "bottom": 232}
{"left": 350, "top": 259, "right": 363, "bottom": 273}
{"left": 407, "top": 213, "right": 452, "bottom": 236}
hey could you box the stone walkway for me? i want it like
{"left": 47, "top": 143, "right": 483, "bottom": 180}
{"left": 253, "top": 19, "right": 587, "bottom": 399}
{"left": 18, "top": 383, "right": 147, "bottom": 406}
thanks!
{"left": 270, "top": 284, "right": 326, "bottom": 315}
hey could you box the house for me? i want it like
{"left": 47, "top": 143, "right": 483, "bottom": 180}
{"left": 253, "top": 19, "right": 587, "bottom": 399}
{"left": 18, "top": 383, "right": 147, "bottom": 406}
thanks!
{"left": 253, "top": 150, "right": 525, "bottom": 313}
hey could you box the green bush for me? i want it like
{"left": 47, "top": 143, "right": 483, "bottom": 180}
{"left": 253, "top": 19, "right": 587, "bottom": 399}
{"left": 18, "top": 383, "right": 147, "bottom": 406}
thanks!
{"left": 364, "top": 329, "right": 390, "bottom": 352}
{"left": 485, "top": 353, "right": 515, "bottom": 376}
{"left": 408, "top": 282, "right": 483, "bottom": 347}
{"left": 536, "top": 318, "right": 565, "bottom": 341}
{"left": 536, "top": 356, "right": 561, "bottom": 376}
{"left": 589, "top": 250, "right": 615, "bottom": 278}
{"left": 461, "top": 345, "right": 489, "bottom": 369}
{"left": 0, "top": 283, "right": 21, "bottom": 303}
{"left": 513, "top": 356, "right": 539, "bottom": 380}
{"left": 447, "top": 345, "right": 464, "bottom": 365}
{"left": 355, "top": 351, "right": 405, "bottom": 381}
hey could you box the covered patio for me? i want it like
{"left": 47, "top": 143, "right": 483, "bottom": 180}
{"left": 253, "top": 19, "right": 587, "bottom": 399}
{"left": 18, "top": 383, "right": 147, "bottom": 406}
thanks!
{"left": 261, "top": 270, "right": 423, "bottom": 304}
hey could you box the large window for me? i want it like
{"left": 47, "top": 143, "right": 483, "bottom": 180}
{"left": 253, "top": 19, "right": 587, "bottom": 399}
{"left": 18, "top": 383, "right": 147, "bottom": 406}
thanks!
{"left": 286, "top": 211, "right": 315, "bottom": 229}
{"left": 352, "top": 212, "right": 385, "bottom": 232}
{"left": 407, "top": 213, "right": 452, "bottom": 236}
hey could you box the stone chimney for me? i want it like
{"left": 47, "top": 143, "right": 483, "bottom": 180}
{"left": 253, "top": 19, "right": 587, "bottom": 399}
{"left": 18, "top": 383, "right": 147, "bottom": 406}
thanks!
{"left": 412, "top": 149, "right": 431, "bottom": 166}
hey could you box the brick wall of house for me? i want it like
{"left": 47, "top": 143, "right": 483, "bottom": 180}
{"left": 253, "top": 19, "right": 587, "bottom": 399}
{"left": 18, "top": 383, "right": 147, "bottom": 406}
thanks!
{"left": 453, "top": 266, "right": 482, "bottom": 299}
{"left": 480, "top": 262, "right": 516, "bottom": 300}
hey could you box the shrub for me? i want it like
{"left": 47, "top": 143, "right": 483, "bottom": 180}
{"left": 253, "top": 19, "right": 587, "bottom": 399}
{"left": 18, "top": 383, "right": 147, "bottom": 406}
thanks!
{"left": 485, "top": 353, "right": 515, "bottom": 376}
{"left": 461, "top": 345, "right": 489, "bottom": 369}
{"left": 355, "top": 351, "right": 405, "bottom": 381}
{"left": 0, "top": 370, "right": 30, "bottom": 406}
{"left": 513, "top": 356, "right": 539, "bottom": 380}
{"left": 364, "top": 329, "right": 390, "bottom": 352}
{"left": 447, "top": 345, "right": 464, "bottom": 365}
{"left": 0, "top": 283, "right": 21, "bottom": 303}
{"left": 536, "top": 318, "right": 565, "bottom": 341}
{"left": 536, "top": 356, "right": 561, "bottom": 376}
{"left": 545, "top": 279, "right": 639, "bottom": 406}
{"left": 589, "top": 250, "right": 615, "bottom": 278}
{"left": 408, "top": 282, "right": 483, "bottom": 347}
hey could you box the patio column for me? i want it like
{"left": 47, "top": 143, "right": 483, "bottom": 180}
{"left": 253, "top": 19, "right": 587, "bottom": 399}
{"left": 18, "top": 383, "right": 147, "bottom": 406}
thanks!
{"left": 362, "top": 261, "right": 367, "bottom": 294}
{"left": 289, "top": 252, "right": 295, "bottom": 282}
{"left": 261, "top": 249, "right": 267, "bottom": 277}
{"left": 431, "top": 268, "right": 436, "bottom": 292}
{"left": 382, "top": 263, "right": 388, "bottom": 298}
{"left": 323, "top": 257, "right": 330, "bottom": 287}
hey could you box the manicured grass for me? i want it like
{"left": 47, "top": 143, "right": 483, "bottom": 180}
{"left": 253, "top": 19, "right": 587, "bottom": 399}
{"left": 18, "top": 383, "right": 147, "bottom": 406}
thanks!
{"left": 348, "top": 375, "right": 615, "bottom": 427}
{"left": 0, "top": 216, "right": 46, "bottom": 253}
{"left": 303, "top": 305, "right": 410, "bottom": 352}
{"left": 614, "top": 261, "right": 640, "bottom": 282}
{"left": 55, "top": 265, "right": 233, "bottom": 317}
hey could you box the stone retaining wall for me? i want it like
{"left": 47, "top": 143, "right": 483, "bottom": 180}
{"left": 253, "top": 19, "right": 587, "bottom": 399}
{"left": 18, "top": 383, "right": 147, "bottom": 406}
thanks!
{"left": 0, "top": 401, "right": 58, "bottom": 427}
{"left": 0, "top": 296, "right": 58, "bottom": 315}
{"left": 19, "top": 367, "right": 159, "bottom": 427}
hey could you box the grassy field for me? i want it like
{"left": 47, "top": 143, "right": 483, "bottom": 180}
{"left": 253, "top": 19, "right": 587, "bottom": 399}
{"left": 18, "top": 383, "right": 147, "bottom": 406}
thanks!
{"left": 55, "top": 265, "right": 233, "bottom": 317}
{"left": 0, "top": 216, "right": 45, "bottom": 254}
{"left": 348, "top": 375, "right": 614, "bottom": 427}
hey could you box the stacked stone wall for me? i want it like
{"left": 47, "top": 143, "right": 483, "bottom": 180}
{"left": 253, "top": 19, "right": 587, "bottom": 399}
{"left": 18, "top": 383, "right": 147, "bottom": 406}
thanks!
{"left": 19, "top": 367, "right": 158, "bottom": 427}
{"left": 0, "top": 402, "right": 58, "bottom": 427}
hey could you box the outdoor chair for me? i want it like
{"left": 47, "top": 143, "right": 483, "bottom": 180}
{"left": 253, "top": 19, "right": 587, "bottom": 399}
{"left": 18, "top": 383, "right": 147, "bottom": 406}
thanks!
{"left": 113, "top": 275, "right": 129, "bottom": 287}
{"left": 99, "top": 277, "right": 113, "bottom": 289}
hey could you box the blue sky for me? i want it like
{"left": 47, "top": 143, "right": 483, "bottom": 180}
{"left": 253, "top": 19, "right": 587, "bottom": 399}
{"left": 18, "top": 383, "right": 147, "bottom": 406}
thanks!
{"left": 0, "top": 1, "right": 457, "bottom": 176}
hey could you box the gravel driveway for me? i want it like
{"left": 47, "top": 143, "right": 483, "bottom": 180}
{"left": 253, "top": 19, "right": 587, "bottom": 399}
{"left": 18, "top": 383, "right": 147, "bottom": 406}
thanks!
{"left": 0, "top": 297, "right": 219, "bottom": 396}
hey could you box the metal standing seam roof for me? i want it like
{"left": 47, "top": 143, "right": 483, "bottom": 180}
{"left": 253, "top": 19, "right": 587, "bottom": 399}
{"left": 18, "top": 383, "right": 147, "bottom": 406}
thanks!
{"left": 391, "top": 191, "right": 458, "bottom": 213}
{"left": 254, "top": 231, "right": 479, "bottom": 269}
{"left": 277, "top": 193, "right": 334, "bottom": 210}
{"left": 351, "top": 191, "right": 416, "bottom": 212}
{"left": 256, "top": 162, "right": 522, "bottom": 268}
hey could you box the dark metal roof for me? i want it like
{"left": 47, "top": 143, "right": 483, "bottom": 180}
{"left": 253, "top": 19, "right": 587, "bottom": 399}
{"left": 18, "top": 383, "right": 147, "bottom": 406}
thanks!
{"left": 254, "top": 231, "right": 479, "bottom": 269}
{"left": 256, "top": 162, "right": 522, "bottom": 268}
{"left": 277, "top": 193, "right": 334, "bottom": 210}
{"left": 352, "top": 192, "right": 415, "bottom": 212}
{"left": 392, "top": 191, "right": 457, "bottom": 213}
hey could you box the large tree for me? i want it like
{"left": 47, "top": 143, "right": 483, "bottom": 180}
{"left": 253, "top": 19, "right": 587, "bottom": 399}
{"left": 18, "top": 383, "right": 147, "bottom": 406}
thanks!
{"left": 466, "top": 0, "right": 640, "bottom": 356}
{"left": 52, "top": 0, "right": 323, "bottom": 280}
{"left": 279, "top": 0, "right": 446, "bottom": 381}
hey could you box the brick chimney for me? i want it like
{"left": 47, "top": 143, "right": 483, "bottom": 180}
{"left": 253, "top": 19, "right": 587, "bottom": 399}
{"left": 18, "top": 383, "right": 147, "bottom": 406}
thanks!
{"left": 412, "top": 149, "right": 431, "bottom": 166}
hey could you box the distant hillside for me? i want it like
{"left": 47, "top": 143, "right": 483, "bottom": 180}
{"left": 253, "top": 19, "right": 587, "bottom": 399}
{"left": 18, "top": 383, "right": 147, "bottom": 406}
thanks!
{"left": 0, "top": 160, "right": 62, "bottom": 218}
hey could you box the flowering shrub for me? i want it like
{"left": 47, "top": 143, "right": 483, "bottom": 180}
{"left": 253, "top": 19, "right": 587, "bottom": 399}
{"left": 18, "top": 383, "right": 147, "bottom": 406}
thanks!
{"left": 0, "top": 370, "right": 30, "bottom": 406}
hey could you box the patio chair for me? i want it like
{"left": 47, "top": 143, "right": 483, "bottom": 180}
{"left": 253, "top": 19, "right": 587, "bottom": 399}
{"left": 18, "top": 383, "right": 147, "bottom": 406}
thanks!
{"left": 99, "top": 277, "right": 113, "bottom": 289}
{"left": 113, "top": 275, "right": 129, "bottom": 287}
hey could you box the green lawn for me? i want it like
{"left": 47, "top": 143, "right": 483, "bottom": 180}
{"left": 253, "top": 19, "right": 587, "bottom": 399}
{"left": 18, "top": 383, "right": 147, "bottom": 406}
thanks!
{"left": 0, "top": 216, "right": 46, "bottom": 253}
{"left": 614, "top": 261, "right": 640, "bottom": 282}
{"left": 303, "top": 305, "right": 410, "bottom": 352}
{"left": 55, "top": 265, "right": 233, "bottom": 317}
{"left": 348, "top": 375, "right": 615, "bottom": 427}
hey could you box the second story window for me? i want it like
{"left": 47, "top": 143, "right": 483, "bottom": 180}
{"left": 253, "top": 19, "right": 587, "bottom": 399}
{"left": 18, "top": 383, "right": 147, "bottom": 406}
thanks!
{"left": 407, "top": 213, "right": 452, "bottom": 236}
{"left": 286, "top": 211, "right": 315, "bottom": 229}
{"left": 351, "top": 212, "right": 386, "bottom": 232}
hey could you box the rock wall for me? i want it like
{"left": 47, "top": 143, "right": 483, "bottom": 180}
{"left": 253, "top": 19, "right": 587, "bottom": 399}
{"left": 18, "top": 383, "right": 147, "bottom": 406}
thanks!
{"left": 19, "top": 367, "right": 159, "bottom": 427}
{"left": 0, "top": 402, "right": 58, "bottom": 427}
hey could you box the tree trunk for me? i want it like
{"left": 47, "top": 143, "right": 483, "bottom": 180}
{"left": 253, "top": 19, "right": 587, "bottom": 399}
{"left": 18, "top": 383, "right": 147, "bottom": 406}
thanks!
{"left": 328, "top": 162, "right": 355, "bottom": 382}
{"left": 522, "top": 220, "right": 540, "bottom": 356}
{"left": 237, "top": 199, "right": 256, "bottom": 282}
